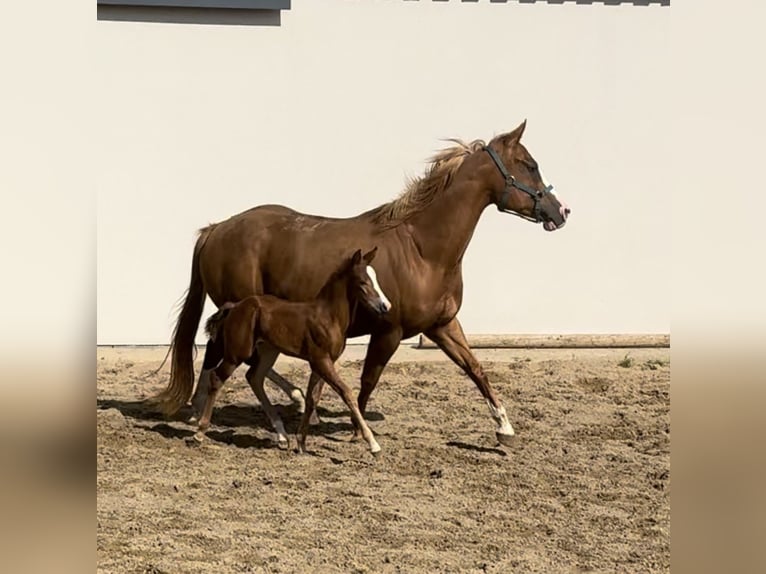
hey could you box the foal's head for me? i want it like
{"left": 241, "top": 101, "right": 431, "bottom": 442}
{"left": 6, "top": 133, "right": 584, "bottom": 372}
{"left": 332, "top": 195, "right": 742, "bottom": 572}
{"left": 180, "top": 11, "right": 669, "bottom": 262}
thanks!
{"left": 345, "top": 247, "right": 391, "bottom": 316}
{"left": 483, "top": 120, "right": 571, "bottom": 231}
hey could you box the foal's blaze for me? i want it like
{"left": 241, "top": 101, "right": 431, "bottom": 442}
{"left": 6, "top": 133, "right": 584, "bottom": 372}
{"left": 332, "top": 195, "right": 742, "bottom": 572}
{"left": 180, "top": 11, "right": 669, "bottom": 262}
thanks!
{"left": 365, "top": 265, "right": 391, "bottom": 313}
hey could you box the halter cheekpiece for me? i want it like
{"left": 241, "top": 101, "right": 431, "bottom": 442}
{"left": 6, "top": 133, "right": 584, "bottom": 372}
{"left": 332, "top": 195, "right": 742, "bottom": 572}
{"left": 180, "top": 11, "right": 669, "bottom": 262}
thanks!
{"left": 482, "top": 145, "right": 553, "bottom": 224}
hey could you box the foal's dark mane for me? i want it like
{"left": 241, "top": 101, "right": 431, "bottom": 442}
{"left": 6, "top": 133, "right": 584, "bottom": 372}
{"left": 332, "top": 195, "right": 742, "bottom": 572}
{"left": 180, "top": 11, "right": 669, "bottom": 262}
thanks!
{"left": 368, "top": 138, "right": 486, "bottom": 229}
{"left": 315, "top": 257, "right": 357, "bottom": 302}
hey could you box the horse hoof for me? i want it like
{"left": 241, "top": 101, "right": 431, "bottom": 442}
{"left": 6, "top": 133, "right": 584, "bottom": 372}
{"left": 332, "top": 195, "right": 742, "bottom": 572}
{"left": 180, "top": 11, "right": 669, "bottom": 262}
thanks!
{"left": 187, "top": 415, "right": 198, "bottom": 425}
{"left": 496, "top": 432, "right": 515, "bottom": 447}
{"left": 276, "top": 437, "right": 290, "bottom": 450}
{"left": 186, "top": 433, "right": 204, "bottom": 447}
{"left": 290, "top": 390, "right": 306, "bottom": 412}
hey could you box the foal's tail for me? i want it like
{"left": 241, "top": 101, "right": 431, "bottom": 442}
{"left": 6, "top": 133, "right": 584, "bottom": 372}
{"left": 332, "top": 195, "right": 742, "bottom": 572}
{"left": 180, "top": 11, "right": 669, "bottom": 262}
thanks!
{"left": 204, "top": 302, "right": 237, "bottom": 342}
{"left": 150, "top": 225, "right": 215, "bottom": 416}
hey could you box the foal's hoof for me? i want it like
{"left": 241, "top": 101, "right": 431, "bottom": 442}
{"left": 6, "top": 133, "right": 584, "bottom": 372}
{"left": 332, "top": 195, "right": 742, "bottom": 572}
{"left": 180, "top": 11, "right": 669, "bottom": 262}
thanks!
{"left": 496, "top": 432, "right": 516, "bottom": 447}
{"left": 290, "top": 390, "right": 306, "bottom": 413}
{"left": 276, "top": 436, "right": 290, "bottom": 451}
{"left": 185, "top": 432, "right": 205, "bottom": 447}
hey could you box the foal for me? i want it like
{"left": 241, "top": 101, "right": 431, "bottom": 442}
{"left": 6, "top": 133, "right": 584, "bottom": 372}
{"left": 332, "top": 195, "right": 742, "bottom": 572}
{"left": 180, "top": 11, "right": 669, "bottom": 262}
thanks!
{"left": 195, "top": 247, "right": 391, "bottom": 455}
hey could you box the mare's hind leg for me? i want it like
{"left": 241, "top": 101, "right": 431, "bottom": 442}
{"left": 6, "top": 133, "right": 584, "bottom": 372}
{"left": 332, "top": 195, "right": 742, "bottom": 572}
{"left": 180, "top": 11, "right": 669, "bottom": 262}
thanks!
{"left": 297, "top": 371, "right": 323, "bottom": 454}
{"left": 425, "top": 317, "right": 515, "bottom": 445}
{"left": 189, "top": 338, "right": 223, "bottom": 424}
{"left": 194, "top": 360, "right": 237, "bottom": 441}
{"left": 311, "top": 357, "right": 381, "bottom": 456}
{"left": 245, "top": 346, "right": 290, "bottom": 449}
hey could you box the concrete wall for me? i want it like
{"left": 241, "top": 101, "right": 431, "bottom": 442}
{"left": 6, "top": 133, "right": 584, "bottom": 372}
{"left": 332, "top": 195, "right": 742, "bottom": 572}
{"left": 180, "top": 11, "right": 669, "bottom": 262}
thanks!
{"left": 94, "top": 0, "right": 672, "bottom": 344}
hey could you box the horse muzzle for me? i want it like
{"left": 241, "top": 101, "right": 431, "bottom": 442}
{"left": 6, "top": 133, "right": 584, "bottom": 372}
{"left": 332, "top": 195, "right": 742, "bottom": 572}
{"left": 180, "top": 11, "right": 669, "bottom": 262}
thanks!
{"left": 543, "top": 204, "right": 571, "bottom": 232}
{"left": 375, "top": 301, "right": 392, "bottom": 315}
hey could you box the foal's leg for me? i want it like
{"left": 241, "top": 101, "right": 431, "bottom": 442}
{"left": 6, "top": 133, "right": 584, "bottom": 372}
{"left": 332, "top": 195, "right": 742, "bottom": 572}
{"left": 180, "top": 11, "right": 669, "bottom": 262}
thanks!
{"left": 353, "top": 328, "right": 403, "bottom": 439}
{"left": 194, "top": 360, "right": 238, "bottom": 441}
{"left": 297, "top": 371, "right": 323, "bottom": 454}
{"left": 311, "top": 357, "right": 381, "bottom": 456}
{"left": 189, "top": 338, "right": 223, "bottom": 424}
{"left": 245, "top": 346, "right": 290, "bottom": 449}
{"left": 425, "top": 317, "right": 515, "bottom": 445}
{"left": 308, "top": 376, "right": 324, "bottom": 426}
{"left": 266, "top": 368, "right": 307, "bottom": 414}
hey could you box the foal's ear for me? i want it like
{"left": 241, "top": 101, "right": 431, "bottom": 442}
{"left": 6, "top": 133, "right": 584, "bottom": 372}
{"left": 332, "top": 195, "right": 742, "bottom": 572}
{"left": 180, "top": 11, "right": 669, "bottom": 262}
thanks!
{"left": 351, "top": 249, "right": 363, "bottom": 265}
{"left": 501, "top": 119, "right": 527, "bottom": 148}
{"left": 362, "top": 246, "right": 378, "bottom": 264}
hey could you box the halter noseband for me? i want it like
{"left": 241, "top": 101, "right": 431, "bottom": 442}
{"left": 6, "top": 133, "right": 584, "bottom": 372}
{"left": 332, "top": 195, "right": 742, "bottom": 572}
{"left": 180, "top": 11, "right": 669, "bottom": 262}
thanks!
{"left": 483, "top": 145, "right": 553, "bottom": 224}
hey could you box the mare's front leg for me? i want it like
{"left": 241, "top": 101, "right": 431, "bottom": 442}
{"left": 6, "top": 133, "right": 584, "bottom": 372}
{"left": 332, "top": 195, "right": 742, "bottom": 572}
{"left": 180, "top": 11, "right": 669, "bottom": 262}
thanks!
{"left": 311, "top": 356, "right": 381, "bottom": 456}
{"left": 353, "top": 328, "right": 403, "bottom": 439}
{"left": 424, "top": 317, "right": 515, "bottom": 446}
{"left": 245, "top": 345, "right": 290, "bottom": 449}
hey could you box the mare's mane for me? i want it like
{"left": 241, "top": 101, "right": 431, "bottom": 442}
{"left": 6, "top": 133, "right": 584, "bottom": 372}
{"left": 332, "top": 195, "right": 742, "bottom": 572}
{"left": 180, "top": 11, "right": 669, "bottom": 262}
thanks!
{"left": 369, "top": 138, "right": 486, "bottom": 228}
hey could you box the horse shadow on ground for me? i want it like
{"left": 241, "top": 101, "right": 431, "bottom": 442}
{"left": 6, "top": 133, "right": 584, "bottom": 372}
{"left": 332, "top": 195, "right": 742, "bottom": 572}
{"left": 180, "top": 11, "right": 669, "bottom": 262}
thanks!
{"left": 97, "top": 398, "right": 385, "bottom": 450}
{"left": 445, "top": 440, "right": 508, "bottom": 457}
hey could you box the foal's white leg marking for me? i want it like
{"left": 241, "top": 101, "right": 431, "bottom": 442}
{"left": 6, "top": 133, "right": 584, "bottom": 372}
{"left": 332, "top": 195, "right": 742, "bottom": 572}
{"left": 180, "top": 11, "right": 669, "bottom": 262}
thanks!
{"left": 486, "top": 399, "right": 515, "bottom": 437}
{"left": 188, "top": 368, "right": 213, "bottom": 423}
{"left": 247, "top": 350, "right": 289, "bottom": 447}
{"left": 366, "top": 265, "right": 392, "bottom": 311}
{"left": 266, "top": 368, "right": 306, "bottom": 412}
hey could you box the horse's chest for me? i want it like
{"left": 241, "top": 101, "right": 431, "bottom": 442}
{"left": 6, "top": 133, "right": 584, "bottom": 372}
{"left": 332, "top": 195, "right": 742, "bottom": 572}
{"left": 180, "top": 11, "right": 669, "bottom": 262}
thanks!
{"left": 398, "top": 273, "right": 462, "bottom": 329}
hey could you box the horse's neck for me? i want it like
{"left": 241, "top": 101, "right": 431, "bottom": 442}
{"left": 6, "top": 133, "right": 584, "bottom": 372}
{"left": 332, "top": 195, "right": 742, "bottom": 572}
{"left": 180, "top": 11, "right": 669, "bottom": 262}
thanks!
{"left": 316, "top": 276, "right": 352, "bottom": 330}
{"left": 409, "top": 179, "right": 491, "bottom": 269}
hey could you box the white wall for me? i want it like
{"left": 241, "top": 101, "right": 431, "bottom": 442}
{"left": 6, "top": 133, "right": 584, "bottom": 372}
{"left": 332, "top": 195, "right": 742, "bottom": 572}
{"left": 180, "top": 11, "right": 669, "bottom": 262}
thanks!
{"left": 94, "top": 0, "right": 672, "bottom": 344}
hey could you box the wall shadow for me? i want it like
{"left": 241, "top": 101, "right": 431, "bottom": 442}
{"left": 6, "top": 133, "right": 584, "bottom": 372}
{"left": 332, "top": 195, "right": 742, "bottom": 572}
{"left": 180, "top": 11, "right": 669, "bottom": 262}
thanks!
{"left": 97, "top": 6, "right": 283, "bottom": 26}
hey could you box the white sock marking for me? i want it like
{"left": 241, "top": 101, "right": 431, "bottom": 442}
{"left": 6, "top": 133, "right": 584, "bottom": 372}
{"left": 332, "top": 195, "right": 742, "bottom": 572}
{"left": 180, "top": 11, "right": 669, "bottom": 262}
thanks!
{"left": 486, "top": 400, "right": 515, "bottom": 436}
{"left": 366, "top": 265, "right": 392, "bottom": 311}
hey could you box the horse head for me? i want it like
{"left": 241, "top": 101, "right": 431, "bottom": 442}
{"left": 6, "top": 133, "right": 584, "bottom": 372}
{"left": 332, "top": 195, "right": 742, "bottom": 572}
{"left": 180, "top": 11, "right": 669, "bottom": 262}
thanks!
{"left": 348, "top": 247, "right": 391, "bottom": 316}
{"left": 482, "top": 120, "right": 570, "bottom": 231}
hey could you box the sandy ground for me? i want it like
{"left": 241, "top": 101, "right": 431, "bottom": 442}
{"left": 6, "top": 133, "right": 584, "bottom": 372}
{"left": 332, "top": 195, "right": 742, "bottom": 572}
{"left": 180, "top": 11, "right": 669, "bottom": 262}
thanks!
{"left": 97, "top": 344, "right": 670, "bottom": 574}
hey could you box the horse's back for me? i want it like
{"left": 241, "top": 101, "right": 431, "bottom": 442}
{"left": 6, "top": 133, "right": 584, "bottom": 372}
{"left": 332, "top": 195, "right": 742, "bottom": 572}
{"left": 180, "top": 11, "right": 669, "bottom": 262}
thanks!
{"left": 200, "top": 203, "right": 375, "bottom": 307}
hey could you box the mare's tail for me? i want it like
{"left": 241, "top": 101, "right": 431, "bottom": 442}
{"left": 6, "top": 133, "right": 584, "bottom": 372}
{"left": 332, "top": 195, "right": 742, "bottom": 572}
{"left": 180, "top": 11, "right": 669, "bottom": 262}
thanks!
{"left": 150, "top": 225, "right": 215, "bottom": 416}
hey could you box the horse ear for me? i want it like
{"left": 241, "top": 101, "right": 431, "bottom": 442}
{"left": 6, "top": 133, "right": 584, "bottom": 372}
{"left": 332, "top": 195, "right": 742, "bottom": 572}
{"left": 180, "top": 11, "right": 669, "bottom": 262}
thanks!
{"left": 502, "top": 119, "right": 527, "bottom": 147}
{"left": 362, "top": 246, "right": 378, "bottom": 264}
{"left": 351, "top": 249, "right": 362, "bottom": 265}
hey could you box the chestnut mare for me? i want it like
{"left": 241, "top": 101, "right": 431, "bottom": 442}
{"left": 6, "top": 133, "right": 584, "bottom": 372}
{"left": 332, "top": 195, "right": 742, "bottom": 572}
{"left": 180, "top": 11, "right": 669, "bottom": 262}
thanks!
{"left": 194, "top": 248, "right": 391, "bottom": 455}
{"left": 153, "top": 120, "right": 570, "bottom": 448}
